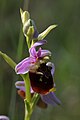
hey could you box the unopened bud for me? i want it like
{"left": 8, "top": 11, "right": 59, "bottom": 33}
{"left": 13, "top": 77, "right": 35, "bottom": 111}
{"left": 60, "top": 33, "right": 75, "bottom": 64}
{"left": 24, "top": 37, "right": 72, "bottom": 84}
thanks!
{"left": 20, "top": 8, "right": 30, "bottom": 25}
{"left": 23, "top": 19, "right": 34, "bottom": 37}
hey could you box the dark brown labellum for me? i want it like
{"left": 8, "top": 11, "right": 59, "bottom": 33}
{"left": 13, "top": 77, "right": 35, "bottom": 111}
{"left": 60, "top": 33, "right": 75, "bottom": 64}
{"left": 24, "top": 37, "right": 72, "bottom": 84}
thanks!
{"left": 29, "top": 63, "right": 54, "bottom": 95}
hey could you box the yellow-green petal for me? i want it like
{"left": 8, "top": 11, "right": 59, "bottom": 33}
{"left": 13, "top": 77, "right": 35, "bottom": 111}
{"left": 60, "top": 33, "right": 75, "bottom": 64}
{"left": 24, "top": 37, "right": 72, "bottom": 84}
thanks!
{"left": 20, "top": 8, "right": 30, "bottom": 25}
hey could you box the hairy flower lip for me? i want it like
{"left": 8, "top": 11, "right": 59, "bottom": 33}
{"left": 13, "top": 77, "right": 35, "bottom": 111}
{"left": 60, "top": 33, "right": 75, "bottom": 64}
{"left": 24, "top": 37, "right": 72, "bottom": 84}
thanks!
{"left": 16, "top": 61, "right": 55, "bottom": 94}
{"left": 29, "top": 62, "right": 54, "bottom": 95}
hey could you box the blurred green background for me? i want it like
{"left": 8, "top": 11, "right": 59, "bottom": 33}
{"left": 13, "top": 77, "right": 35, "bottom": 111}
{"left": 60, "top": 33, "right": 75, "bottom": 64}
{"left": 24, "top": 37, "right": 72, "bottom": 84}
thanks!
{"left": 0, "top": 0, "right": 80, "bottom": 120}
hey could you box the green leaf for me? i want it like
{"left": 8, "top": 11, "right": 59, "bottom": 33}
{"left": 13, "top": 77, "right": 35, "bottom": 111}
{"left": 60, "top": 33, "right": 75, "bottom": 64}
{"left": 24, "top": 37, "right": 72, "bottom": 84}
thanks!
{"left": 38, "top": 24, "right": 57, "bottom": 40}
{"left": 31, "top": 93, "right": 40, "bottom": 108}
{"left": 0, "top": 51, "right": 16, "bottom": 70}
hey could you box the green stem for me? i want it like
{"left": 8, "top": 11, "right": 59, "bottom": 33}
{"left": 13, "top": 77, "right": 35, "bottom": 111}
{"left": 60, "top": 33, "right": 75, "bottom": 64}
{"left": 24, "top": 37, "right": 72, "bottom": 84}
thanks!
{"left": 21, "top": 74, "right": 31, "bottom": 120}
{"left": 22, "top": 74, "right": 31, "bottom": 102}
{"left": 21, "top": 73, "right": 40, "bottom": 120}
{"left": 20, "top": 1, "right": 40, "bottom": 119}
{"left": 26, "top": 36, "right": 31, "bottom": 49}
{"left": 24, "top": 93, "right": 40, "bottom": 120}
{"left": 24, "top": 103, "right": 31, "bottom": 120}
{"left": 25, "top": 74, "right": 31, "bottom": 102}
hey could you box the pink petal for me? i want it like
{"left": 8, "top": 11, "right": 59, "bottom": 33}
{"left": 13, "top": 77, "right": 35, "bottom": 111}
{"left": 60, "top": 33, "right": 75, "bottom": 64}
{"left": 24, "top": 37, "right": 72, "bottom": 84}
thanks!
{"left": 15, "top": 81, "right": 34, "bottom": 93}
{"left": 29, "top": 47, "right": 37, "bottom": 58}
{"left": 37, "top": 47, "right": 42, "bottom": 57}
{"left": 40, "top": 49, "right": 51, "bottom": 57}
{"left": 15, "top": 57, "right": 36, "bottom": 74}
{"left": 15, "top": 81, "right": 25, "bottom": 92}
{"left": 32, "top": 40, "right": 47, "bottom": 48}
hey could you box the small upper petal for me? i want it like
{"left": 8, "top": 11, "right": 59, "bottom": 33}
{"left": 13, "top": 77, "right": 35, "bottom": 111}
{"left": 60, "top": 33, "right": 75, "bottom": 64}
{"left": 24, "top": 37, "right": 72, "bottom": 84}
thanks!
{"left": 37, "top": 47, "right": 42, "bottom": 58}
{"left": 29, "top": 47, "right": 37, "bottom": 58}
{"left": 32, "top": 40, "right": 47, "bottom": 48}
{"left": 40, "top": 49, "right": 51, "bottom": 58}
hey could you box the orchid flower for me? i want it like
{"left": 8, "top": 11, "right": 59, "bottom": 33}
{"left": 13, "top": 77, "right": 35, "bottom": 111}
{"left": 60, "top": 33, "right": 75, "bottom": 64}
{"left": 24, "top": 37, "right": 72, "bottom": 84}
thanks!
{"left": 15, "top": 40, "right": 51, "bottom": 75}
{"left": 15, "top": 62, "right": 61, "bottom": 107}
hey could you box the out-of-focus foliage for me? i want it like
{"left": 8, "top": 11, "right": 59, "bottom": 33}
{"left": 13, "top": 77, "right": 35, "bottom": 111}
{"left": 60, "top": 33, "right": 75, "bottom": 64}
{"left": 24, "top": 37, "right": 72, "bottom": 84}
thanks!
{"left": 0, "top": 0, "right": 80, "bottom": 120}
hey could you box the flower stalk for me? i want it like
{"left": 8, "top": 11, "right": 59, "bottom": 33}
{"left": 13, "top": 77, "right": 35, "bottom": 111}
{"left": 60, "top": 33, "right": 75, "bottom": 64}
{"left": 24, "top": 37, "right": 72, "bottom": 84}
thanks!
{"left": 26, "top": 36, "right": 31, "bottom": 49}
{"left": 24, "top": 93, "right": 40, "bottom": 120}
{"left": 24, "top": 101, "right": 31, "bottom": 120}
{"left": 22, "top": 74, "right": 31, "bottom": 102}
{"left": 21, "top": 74, "right": 31, "bottom": 120}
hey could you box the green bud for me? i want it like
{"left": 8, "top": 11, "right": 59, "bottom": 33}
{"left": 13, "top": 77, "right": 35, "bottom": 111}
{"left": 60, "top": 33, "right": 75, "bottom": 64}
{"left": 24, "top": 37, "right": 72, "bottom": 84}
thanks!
{"left": 27, "top": 26, "right": 34, "bottom": 37}
{"left": 20, "top": 8, "right": 30, "bottom": 25}
{"left": 38, "top": 24, "right": 57, "bottom": 40}
{"left": 23, "top": 19, "right": 31, "bottom": 36}
{"left": 23, "top": 19, "right": 34, "bottom": 37}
